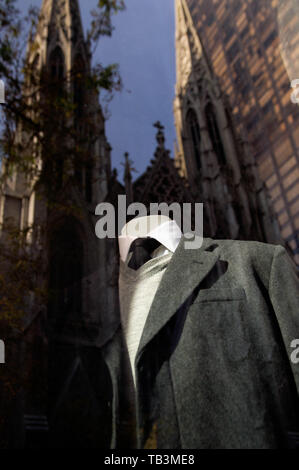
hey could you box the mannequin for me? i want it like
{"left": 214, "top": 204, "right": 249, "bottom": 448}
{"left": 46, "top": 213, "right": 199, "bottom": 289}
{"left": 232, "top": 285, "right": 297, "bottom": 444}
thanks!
{"left": 110, "top": 215, "right": 299, "bottom": 449}
{"left": 118, "top": 215, "right": 182, "bottom": 384}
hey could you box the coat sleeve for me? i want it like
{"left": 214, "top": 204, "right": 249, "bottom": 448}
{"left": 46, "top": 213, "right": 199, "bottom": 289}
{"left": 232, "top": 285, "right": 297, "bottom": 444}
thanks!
{"left": 268, "top": 245, "right": 299, "bottom": 393}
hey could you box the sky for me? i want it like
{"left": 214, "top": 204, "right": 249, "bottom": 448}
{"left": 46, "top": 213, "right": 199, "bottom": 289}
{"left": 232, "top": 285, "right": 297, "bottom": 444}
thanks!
{"left": 18, "top": 0, "right": 177, "bottom": 183}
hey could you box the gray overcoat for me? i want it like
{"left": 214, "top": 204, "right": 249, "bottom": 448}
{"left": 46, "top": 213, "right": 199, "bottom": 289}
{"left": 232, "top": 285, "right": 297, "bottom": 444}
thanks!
{"left": 100, "top": 235, "right": 299, "bottom": 449}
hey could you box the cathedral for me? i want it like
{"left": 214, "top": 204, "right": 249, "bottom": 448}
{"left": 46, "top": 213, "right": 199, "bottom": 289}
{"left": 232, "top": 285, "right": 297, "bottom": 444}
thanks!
{"left": 0, "top": 0, "right": 281, "bottom": 448}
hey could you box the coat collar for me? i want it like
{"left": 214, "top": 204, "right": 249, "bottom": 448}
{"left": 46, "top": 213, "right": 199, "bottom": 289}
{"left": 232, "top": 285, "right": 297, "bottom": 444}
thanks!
{"left": 100, "top": 234, "right": 220, "bottom": 358}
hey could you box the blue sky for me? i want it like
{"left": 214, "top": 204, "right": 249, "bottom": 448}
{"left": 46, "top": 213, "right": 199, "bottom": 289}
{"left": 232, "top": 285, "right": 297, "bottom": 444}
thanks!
{"left": 19, "top": 0, "right": 177, "bottom": 183}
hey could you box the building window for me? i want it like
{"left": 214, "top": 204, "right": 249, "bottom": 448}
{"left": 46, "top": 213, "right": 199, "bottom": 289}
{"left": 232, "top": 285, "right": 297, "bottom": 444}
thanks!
{"left": 48, "top": 222, "right": 83, "bottom": 324}
{"left": 2, "top": 196, "right": 22, "bottom": 231}
{"left": 49, "top": 46, "right": 65, "bottom": 82}
{"left": 205, "top": 102, "right": 226, "bottom": 166}
{"left": 263, "top": 30, "right": 277, "bottom": 50}
{"left": 186, "top": 109, "right": 201, "bottom": 170}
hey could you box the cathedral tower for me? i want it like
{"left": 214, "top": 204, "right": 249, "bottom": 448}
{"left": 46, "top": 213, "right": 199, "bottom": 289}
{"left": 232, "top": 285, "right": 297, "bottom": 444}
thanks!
{"left": 0, "top": 0, "right": 118, "bottom": 448}
{"left": 26, "top": 0, "right": 111, "bottom": 203}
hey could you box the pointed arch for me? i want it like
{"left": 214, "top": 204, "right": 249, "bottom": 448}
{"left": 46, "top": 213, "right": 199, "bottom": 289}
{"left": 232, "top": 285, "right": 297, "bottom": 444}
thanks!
{"left": 205, "top": 102, "right": 226, "bottom": 166}
{"left": 186, "top": 108, "right": 201, "bottom": 170}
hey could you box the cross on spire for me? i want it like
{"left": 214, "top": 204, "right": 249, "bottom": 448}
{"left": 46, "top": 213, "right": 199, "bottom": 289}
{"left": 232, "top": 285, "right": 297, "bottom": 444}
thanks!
{"left": 153, "top": 121, "right": 164, "bottom": 132}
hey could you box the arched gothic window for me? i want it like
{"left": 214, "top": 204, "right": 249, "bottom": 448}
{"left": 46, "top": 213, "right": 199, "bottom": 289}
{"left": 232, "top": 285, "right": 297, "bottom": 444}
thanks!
{"left": 205, "top": 102, "right": 226, "bottom": 166}
{"left": 73, "top": 54, "right": 85, "bottom": 118}
{"left": 186, "top": 109, "right": 201, "bottom": 170}
{"left": 48, "top": 222, "right": 83, "bottom": 325}
{"left": 49, "top": 46, "right": 65, "bottom": 82}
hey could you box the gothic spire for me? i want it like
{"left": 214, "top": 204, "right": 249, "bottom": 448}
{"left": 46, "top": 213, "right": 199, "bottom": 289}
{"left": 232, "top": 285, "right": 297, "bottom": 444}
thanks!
{"left": 31, "top": 0, "right": 88, "bottom": 72}
{"left": 39, "top": 0, "right": 85, "bottom": 40}
{"left": 175, "top": 0, "right": 215, "bottom": 94}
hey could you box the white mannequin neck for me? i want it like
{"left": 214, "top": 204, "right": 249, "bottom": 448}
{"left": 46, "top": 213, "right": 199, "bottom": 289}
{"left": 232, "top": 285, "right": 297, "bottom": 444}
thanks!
{"left": 118, "top": 215, "right": 182, "bottom": 262}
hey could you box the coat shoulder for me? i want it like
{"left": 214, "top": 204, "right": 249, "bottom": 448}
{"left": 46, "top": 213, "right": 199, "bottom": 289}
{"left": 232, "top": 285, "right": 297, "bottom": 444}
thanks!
{"left": 207, "top": 238, "right": 284, "bottom": 283}
{"left": 214, "top": 238, "right": 280, "bottom": 257}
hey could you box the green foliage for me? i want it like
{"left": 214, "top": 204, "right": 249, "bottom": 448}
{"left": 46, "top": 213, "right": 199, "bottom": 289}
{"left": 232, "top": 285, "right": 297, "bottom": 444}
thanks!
{"left": 88, "top": 0, "right": 125, "bottom": 43}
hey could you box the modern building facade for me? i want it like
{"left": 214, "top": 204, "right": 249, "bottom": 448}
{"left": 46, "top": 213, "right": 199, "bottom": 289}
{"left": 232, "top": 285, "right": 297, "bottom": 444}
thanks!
{"left": 177, "top": 0, "right": 299, "bottom": 264}
{"left": 174, "top": 0, "right": 281, "bottom": 246}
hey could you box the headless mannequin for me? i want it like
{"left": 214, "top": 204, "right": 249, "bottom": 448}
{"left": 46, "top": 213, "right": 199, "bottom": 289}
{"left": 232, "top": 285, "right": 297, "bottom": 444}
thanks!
{"left": 118, "top": 215, "right": 182, "bottom": 366}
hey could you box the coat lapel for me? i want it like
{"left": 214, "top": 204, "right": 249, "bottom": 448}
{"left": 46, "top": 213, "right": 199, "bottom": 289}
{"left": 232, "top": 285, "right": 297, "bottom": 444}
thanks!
{"left": 135, "top": 234, "right": 220, "bottom": 365}
{"left": 100, "top": 325, "right": 124, "bottom": 448}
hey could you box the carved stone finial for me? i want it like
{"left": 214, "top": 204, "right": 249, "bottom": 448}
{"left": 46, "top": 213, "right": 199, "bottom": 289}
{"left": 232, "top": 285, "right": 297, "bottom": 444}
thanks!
{"left": 153, "top": 121, "right": 165, "bottom": 148}
{"left": 123, "top": 152, "right": 134, "bottom": 204}
{"left": 123, "top": 152, "right": 131, "bottom": 181}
